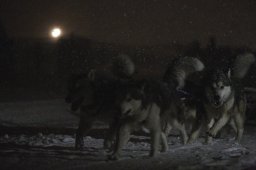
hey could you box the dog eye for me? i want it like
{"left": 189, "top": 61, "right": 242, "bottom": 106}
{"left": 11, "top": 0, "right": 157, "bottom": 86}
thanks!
{"left": 220, "top": 86, "right": 224, "bottom": 89}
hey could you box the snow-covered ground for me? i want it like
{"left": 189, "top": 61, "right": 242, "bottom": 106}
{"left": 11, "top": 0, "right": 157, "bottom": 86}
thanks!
{"left": 0, "top": 99, "right": 78, "bottom": 128}
{"left": 0, "top": 99, "right": 256, "bottom": 170}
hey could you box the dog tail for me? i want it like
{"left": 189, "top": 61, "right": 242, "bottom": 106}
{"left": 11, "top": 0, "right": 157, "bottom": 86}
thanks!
{"left": 233, "top": 53, "right": 255, "bottom": 79}
{"left": 164, "top": 57, "right": 204, "bottom": 89}
{"left": 112, "top": 54, "right": 135, "bottom": 79}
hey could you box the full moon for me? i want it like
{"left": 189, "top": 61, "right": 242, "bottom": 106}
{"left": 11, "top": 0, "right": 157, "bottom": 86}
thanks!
{"left": 51, "top": 27, "right": 62, "bottom": 38}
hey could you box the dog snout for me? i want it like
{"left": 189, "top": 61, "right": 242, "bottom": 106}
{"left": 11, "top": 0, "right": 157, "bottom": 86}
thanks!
{"left": 213, "top": 95, "right": 220, "bottom": 101}
{"left": 213, "top": 95, "right": 222, "bottom": 106}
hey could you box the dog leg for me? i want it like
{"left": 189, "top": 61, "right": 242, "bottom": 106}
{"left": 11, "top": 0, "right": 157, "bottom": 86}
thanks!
{"left": 160, "top": 122, "right": 171, "bottom": 152}
{"left": 75, "top": 118, "right": 93, "bottom": 150}
{"left": 75, "top": 105, "right": 98, "bottom": 150}
{"left": 172, "top": 120, "right": 188, "bottom": 144}
{"left": 234, "top": 113, "right": 244, "bottom": 143}
{"left": 163, "top": 122, "right": 172, "bottom": 136}
{"left": 160, "top": 132, "right": 168, "bottom": 152}
{"left": 109, "top": 122, "right": 134, "bottom": 160}
{"left": 208, "top": 113, "right": 230, "bottom": 137}
{"left": 104, "top": 116, "right": 119, "bottom": 150}
{"left": 206, "top": 118, "right": 215, "bottom": 144}
{"left": 229, "top": 118, "right": 237, "bottom": 133}
{"left": 150, "top": 129, "right": 161, "bottom": 157}
{"left": 188, "top": 123, "right": 202, "bottom": 144}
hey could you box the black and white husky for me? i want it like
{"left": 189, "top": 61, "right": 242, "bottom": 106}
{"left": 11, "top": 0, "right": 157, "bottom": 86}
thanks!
{"left": 203, "top": 53, "right": 255, "bottom": 143}
{"left": 65, "top": 54, "right": 135, "bottom": 150}
{"left": 110, "top": 80, "right": 170, "bottom": 160}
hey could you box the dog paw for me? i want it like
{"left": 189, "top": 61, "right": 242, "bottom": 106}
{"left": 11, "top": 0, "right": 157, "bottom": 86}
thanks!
{"left": 160, "top": 147, "right": 168, "bottom": 153}
{"left": 206, "top": 131, "right": 212, "bottom": 137}
{"left": 206, "top": 130, "right": 216, "bottom": 138}
{"left": 75, "top": 138, "right": 84, "bottom": 150}
{"left": 75, "top": 143, "right": 84, "bottom": 150}
{"left": 183, "top": 138, "right": 188, "bottom": 145}
{"left": 204, "top": 136, "right": 213, "bottom": 145}
{"left": 103, "top": 139, "right": 114, "bottom": 150}
{"left": 187, "top": 138, "right": 194, "bottom": 144}
{"left": 108, "top": 153, "right": 120, "bottom": 161}
{"left": 149, "top": 151, "right": 158, "bottom": 157}
{"left": 75, "top": 145, "right": 84, "bottom": 150}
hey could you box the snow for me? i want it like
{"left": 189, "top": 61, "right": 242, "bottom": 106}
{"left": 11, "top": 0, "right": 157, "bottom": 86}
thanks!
{"left": 0, "top": 99, "right": 78, "bottom": 128}
{"left": 0, "top": 99, "right": 256, "bottom": 170}
{"left": 0, "top": 130, "right": 256, "bottom": 170}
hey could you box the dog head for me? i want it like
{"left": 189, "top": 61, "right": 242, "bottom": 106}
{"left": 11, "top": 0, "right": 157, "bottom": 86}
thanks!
{"left": 65, "top": 70, "right": 95, "bottom": 111}
{"left": 117, "top": 82, "right": 145, "bottom": 118}
{"left": 206, "top": 68, "right": 232, "bottom": 108}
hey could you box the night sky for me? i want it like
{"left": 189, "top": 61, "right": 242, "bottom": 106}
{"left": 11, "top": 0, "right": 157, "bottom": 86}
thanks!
{"left": 1, "top": 0, "right": 256, "bottom": 47}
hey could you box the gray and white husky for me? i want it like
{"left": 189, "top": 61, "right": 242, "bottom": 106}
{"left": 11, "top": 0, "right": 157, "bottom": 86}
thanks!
{"left": 203, "top": 53, "right": 255, "bottom": 143}
{"left": 109, "top": 80, "right": 170, "bottom": 160}
{"left": 110, "top": 57, "right": 205, "bottom": 160}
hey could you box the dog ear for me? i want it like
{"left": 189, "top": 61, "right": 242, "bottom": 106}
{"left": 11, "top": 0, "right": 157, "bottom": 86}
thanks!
{"left": 88, "top": 69, "right": 96, "bottom": 81}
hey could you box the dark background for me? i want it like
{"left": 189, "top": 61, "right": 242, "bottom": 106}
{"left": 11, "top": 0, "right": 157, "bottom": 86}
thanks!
{"left": 1, "top": 0, "right": 256, "bottom": 47}
{"left": 0, "top": 0, "right": 256, "bottom": 102}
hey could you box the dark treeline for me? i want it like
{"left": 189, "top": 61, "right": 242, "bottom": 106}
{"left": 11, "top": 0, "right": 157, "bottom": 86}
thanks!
{"left": 0, "top": 30, "right": 255, "bottom": 97}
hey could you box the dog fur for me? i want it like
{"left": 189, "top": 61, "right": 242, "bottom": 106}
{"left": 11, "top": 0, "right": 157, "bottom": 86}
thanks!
{"left": 203, "top": 53, "right": 254, "bottom": 143}
{"left": 65, "top": 55, "right": 135, "bottom": 150}
{"left": 110, "top": 57, "right": 205, "bottom": 159}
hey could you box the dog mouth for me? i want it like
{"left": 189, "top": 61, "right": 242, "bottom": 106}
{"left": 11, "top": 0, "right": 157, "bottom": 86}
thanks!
{"left": 211, "top": 95, "right": 223, "bottom": 108}
{"left": 212, "top": 100, "right": 222, "bottom": 108}
{"left": 121, "top": 109, "right": 132, "bottom": 117}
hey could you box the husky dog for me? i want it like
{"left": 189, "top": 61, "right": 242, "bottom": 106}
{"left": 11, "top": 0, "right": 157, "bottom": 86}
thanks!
{"left": 109, "top": 57, "right": 205, "bottom": 160}
{"left": 65, "top": 70, "right": 96, "bottom": 115}
{"left": 109, "top": 80, "right": 170, "bottom": 160}
{"left": 203, "top": 53, "right": 255, "bottom": 143}
{"left": 163, "top": 57, "right": 206, "bottom": 144}
{"left": 65, "top": 54, "right": 135, "bottom": 150}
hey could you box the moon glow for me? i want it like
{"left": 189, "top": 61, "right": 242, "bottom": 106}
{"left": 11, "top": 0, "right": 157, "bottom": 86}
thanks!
{"left": 51, "top": 28, "right": 62, "bottom": 38}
